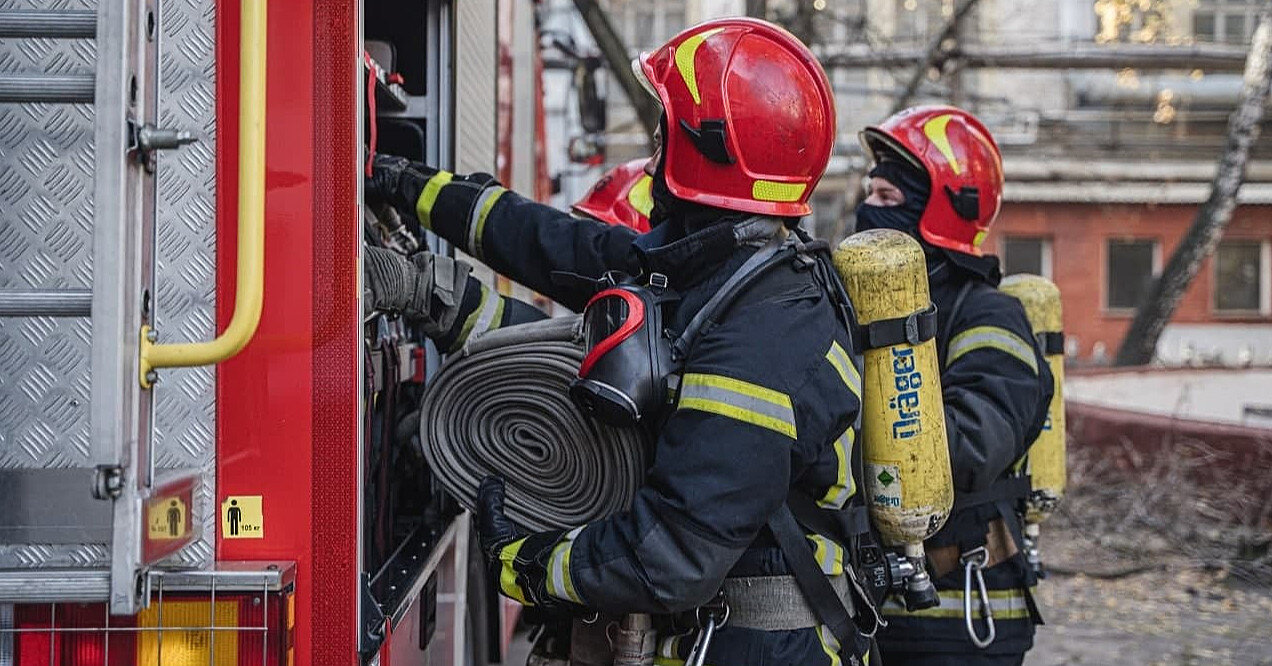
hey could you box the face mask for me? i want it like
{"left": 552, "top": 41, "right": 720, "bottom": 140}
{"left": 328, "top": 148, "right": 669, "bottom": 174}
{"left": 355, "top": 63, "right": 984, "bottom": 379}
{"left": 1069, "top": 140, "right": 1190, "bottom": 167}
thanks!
{"left": 570, "top": 273, "right": 676, "bottom": 426}
{"left": 854, "top": 157, "right": 931, "bottom": 236}
{"left": 855, "top": 201, "right": 922, "bottom": 235}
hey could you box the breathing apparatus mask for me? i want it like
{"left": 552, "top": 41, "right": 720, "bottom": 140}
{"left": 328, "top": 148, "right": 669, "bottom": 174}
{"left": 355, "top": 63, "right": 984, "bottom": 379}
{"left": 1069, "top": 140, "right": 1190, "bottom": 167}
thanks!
{"left": 570, "top": 271, "right": 677, "bottom": 427}
{"left": 571, "top": 229, "right": 796, "bottom": 428}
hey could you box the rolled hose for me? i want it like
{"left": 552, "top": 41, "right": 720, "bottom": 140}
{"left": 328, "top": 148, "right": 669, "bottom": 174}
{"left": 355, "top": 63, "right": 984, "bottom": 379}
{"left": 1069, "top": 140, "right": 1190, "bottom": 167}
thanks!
{"left": 419, "top": 315, "right": 649, "bottom": 532}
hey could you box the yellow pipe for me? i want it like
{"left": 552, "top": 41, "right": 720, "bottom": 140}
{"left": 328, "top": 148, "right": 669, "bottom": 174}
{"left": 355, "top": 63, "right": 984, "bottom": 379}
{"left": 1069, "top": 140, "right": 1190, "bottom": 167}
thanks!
{"left": 140, "top": 0, "right": 266, "bottom": 388}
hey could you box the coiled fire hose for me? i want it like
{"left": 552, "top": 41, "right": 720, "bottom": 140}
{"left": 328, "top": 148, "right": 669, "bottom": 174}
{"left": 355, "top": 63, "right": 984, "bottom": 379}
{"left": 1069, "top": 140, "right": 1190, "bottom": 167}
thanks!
{"left": 419, "top": 315, "right": 649, "bottom": 532}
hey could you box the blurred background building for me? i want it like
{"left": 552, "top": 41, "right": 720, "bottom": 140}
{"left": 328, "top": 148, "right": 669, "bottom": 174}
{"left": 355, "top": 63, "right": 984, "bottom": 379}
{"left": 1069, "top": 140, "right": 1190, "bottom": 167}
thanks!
{"left": 536, "top": 0, "right": 1272, "bottom": 366}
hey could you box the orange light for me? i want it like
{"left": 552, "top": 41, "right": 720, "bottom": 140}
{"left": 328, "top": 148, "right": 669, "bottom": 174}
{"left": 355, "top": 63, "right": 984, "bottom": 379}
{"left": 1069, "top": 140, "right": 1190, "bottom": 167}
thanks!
{"left": 135, "top": 600, "right": 239, "bottom": 666}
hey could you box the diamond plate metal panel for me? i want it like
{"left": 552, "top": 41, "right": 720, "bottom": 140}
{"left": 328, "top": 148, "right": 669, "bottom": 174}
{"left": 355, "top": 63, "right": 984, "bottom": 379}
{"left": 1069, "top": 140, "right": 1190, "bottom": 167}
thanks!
{"left": 151, "top": 0, "right": 217, "bottom": 569}
{"left": 0, "top": 0, "right": 217, "bottom": 570}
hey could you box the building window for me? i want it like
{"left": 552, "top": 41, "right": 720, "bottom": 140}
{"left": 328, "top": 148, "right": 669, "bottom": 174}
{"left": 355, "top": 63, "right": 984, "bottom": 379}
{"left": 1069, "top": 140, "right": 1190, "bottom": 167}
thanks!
{"left": 1001, "top": 237, "right": 1052, "bottom": 279}
{"left": 1193, "top": 2, "right": 1261, "bottom": 44}
{"left": 1106, "top": 239, "right": 1158, "bottom": 311}
{"left": 1214, "top": 240, "right": 1270, "bottom": 314}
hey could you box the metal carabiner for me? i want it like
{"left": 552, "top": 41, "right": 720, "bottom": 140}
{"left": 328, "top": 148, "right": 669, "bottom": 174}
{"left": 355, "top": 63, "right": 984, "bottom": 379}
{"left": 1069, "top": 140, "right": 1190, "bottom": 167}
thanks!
{"left": 961, "top": 546, "right": 996, "bottom": 649}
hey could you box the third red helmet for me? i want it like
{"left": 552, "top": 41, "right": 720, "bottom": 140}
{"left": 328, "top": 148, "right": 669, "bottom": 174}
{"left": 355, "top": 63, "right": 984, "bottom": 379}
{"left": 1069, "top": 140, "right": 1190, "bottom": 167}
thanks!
{"left": 634, "top": 18, "right": 836, "bottom": 217}
{"left": 571, "top": 159, "right": 653, "bottom": 232}
{"left": 860, "top": 106, "right": 1004, "bottom": 256}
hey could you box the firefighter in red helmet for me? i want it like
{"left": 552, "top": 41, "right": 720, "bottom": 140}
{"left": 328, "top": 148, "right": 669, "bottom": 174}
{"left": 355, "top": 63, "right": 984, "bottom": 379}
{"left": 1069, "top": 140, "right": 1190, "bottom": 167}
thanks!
{"left": 368, "top": 18, "right": 884, "bottom": 665}
{"left": 572, "top": 158, "right": 654, "bottom": 232}
{"left": 857, "top": 106, "right": 1053, "bottom": 665}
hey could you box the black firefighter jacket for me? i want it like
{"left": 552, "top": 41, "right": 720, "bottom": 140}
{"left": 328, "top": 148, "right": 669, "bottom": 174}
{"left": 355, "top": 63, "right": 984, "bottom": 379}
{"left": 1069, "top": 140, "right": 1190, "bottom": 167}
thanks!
{"left": 410, "top": 170, "right": 874, "bottom": 665}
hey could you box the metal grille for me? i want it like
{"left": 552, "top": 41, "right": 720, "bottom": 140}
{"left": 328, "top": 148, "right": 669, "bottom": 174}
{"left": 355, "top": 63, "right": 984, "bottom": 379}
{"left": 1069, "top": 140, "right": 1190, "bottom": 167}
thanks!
{"left": 0, "top": 565, "right": 291, "bottom": 665}
{"left": 0, "top": 0, "right": 217, "bottom": 570}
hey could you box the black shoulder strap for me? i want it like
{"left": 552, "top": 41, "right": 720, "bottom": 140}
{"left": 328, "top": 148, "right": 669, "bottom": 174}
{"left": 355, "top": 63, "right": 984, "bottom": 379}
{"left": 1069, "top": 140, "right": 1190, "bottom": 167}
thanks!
{"left": 670, "top": 233, "right": 791, "bottom": 361}
{"left": 768, "top": 505, "right": 857, "bottom": 647}
{"left": 937, "top": 279, "right": 977, "bottom": 363}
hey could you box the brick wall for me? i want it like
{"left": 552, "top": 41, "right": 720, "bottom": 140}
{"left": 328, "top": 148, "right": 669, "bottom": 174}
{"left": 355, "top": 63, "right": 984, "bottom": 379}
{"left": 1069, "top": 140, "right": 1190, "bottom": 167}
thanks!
{"left": 984, "top": 202, "right": 1272, "bottom": 361}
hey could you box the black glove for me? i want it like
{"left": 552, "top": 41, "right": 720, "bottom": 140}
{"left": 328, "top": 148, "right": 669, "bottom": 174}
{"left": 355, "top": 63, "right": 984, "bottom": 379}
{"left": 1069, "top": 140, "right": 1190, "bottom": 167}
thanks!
{"left": 366, "top": 154, "right": 438, "bottom": 222}
{"left": 363, "top": 247, "right": 473, "bottom": 335}
{"left": 476, "top": 476, "right": 574, "bottom": 608}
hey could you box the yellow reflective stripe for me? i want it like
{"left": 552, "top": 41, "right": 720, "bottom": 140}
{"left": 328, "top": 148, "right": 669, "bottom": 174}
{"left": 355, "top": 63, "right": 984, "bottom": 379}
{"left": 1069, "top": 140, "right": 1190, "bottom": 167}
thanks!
{"left": 806, "top": 534, "right": 844, "bottom": 576}
{"left": 752, "top": 179, "right": 806, "bottom": 203}
{"left": 450, "top": 284, "right": 493, "bottom": 352}
{"left": 817, "top": 625, "right": 842, "bottom": 666}
{"left": 825, "top": 341, "right": 861, "bottom": 398}
{"left": 947, "top": 325, "right": 1039, "bottom": 374}
{"left": 627, "top": 174, "right": 654, "bottom": 218}
{"left": 923, "top": 114, "right": 962, "bottom": 175}
{"left": 415, "top": 170, "right": 454, "bottom": 230}
{"left": 880, "top": 587, "right": 1034, "bottom": 620}
{"left": 498, "top": 537, "right": 531, "bottom": 605}
{"left": 674, "top": 27, "right": 725, "bottom": 105}
{"left": 545, "top": 533, "right": 583, "bottom": 604}
{"left": 678, "top": 373, "right": 797, "bottom": 439}
{"left": 818, "top": 426, "right": 856, "bottom": 509}
{"left": 468, "top": 186, "right": 507, "bottom": 260}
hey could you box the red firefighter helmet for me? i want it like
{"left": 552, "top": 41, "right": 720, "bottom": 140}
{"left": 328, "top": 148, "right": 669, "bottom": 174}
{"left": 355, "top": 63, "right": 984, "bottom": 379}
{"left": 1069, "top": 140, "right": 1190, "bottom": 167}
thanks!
{"left": 634, "top": 18, "right": 836, "bottom": 217}
{"left": 860, "top": 106, "right": 1004, "bottom": 256}
{"left": 571, "top": 159, "right": 653, "bottom": 232}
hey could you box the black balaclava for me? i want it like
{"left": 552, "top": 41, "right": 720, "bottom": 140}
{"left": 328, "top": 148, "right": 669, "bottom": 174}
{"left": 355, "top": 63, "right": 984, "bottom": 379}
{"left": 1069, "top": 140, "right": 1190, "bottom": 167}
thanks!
{"left": 854, "top": 148, "right": 1001, "bottom": 283}
{"left": 854, "top": 153, "right": 931, "bottom": 237}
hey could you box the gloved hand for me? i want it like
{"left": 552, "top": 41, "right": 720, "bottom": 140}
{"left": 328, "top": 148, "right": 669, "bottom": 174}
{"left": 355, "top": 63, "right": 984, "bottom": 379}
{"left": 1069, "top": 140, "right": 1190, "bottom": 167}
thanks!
{"left": 476, "top": 476, "right": 572, "bottom": 608}
{"left": 363, "top": 246, "right": 473, "bottom": 337}
{"left": 366, "top": 154, "right": 439, "bottom": 222}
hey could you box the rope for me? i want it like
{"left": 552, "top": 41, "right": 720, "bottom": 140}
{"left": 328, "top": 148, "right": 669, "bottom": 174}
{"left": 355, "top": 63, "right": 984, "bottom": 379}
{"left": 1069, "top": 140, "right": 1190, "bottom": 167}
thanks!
{"left": 419, "top": 315, "right": 649, "bottom": 532}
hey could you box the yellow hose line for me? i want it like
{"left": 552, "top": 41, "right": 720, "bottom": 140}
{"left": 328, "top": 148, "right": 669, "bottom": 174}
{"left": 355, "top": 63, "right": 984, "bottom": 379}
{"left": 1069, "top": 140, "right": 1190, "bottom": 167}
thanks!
{"left": 141, "top": 0, "right": 265, "bottom": 387}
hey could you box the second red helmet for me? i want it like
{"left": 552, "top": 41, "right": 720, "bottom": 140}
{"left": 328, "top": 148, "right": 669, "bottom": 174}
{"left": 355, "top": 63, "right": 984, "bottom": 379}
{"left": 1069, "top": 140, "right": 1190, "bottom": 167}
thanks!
{"left": 634, "top": 18, "right": 836, "bottom": 218}
{"left": 860, "top": 105, "right": 1004, "bottom": 256}
{"left": 571, "top": 159, "right": 653, "bottom": 232}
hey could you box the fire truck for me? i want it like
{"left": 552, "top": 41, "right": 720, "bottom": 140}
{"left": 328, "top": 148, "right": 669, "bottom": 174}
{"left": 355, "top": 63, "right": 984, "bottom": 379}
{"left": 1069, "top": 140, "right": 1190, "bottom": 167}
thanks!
{"left": 0, "top": 0, "right": 552, "bottom": 663}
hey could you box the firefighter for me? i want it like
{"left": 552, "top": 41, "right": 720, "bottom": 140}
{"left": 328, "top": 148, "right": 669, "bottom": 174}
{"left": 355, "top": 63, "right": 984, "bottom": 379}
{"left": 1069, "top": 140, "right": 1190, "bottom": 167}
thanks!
{"left": 855, "top": 106, "right": 1053, "bottom": 665}
{"left": 368, "top": 18, "right": 881, "bottom": 665}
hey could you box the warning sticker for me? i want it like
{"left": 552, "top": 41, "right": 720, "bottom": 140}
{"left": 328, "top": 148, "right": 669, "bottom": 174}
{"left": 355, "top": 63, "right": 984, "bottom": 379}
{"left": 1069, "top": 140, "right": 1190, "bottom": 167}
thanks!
{"left": 866, "top": 463, "right": 903, "bottom": 509}
{"left": 147, "top": 496, "right": 188, "bottom": 540}
{"left": 221, "top": 495, "right": 264, "bottom": 539}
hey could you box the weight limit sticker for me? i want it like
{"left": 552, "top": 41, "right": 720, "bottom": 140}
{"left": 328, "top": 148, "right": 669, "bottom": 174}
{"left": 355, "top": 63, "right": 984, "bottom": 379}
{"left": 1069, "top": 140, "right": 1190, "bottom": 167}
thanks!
{"left": 867, "top": 463, "right": 902, "bottom": 509}
{"left": 221, "top": 495, "right": 264, "bottom": 539}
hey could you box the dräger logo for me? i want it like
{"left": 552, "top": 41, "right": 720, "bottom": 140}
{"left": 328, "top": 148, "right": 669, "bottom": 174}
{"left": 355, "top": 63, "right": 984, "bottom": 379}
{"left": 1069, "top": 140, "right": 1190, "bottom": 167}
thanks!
{"left": 888, "top": 347, "right": 923, "bottom": 439}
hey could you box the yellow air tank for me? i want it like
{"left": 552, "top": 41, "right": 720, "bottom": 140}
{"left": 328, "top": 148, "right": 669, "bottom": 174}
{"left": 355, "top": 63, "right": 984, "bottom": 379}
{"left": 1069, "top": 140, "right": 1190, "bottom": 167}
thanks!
{"left": 834, "top": 229, "right": 952, "bottom": 610}
{"left": 999, "top": 273, "right": 1066, "bottom": 574}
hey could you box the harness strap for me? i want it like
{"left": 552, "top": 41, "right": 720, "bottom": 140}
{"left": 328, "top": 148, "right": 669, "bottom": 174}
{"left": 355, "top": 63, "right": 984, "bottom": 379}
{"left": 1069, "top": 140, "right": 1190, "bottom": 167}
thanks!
{"left": 859, "top": 304, "right": 938, "bottom": 350}
{"left": 723, "top": 575, "right": 851, "bottom": 631}
{"left": 787, "top": 489, "right": 872, "bottom": 541}
{"left": 671, "top": 232, "right": 792, "bottom": 361}
{"left": 1037, "top": 331, "right": 1064, "bottom": 356}
{"left": 768, "top": 505, "right": 857, "bottom": 647}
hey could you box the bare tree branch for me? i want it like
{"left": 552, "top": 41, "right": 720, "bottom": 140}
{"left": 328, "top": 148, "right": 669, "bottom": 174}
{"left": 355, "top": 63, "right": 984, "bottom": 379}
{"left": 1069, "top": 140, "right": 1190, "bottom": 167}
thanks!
{"left": 571, "top": 0, "right": 660, "bottom": 143}
{"left": 888, "top": 0, "right": 981, "bottom": 116}
{"left": 829, "top": 0, "right": 982, "bottom": 242}
{"left": 1115, "top": 10, "right": 1272, "bottom": 367}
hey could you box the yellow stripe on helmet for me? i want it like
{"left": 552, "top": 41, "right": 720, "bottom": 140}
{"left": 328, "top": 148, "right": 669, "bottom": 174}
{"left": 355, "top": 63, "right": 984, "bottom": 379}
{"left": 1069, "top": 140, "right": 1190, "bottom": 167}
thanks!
{"left": 674, "top": 27, "right": 725, "bottom": 105}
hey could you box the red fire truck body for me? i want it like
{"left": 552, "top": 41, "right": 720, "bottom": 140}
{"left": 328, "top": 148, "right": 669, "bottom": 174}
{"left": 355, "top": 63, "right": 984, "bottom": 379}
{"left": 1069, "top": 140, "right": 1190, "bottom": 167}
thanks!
{"left": 0, "top": 0, "right": 547, "bottom": 663}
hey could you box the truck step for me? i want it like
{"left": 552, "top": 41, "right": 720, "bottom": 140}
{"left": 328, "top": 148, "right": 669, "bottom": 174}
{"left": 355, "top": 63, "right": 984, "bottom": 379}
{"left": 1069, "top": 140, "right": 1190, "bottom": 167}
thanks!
{"left": 0, "top": 10, "right": 96, "bottom": 39}
{"left": 0, "top": 73, "right": 94, "bottom": 103}
{"left": 0, "top": 289, "right": 92, "bottom": 317}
